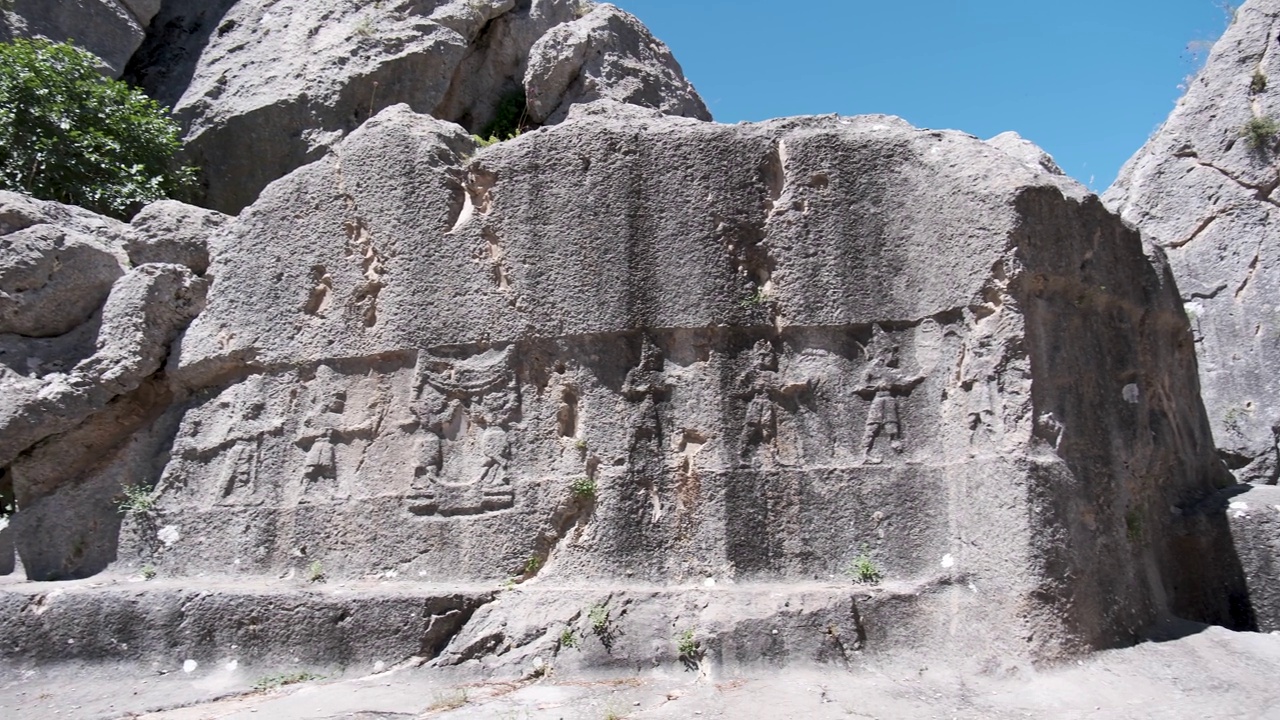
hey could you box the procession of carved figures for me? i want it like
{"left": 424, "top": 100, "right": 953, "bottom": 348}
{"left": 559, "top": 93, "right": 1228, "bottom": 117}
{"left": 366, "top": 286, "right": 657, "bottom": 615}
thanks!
{"left": 155, "top": 317, "right": 1020, "bottom": 519}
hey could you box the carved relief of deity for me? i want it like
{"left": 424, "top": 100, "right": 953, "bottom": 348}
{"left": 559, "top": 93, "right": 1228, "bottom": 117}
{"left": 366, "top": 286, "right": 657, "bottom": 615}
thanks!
{"left": 733, "top": 339, "right": 812, "bottom": 467}
{"left": 296, "top": 365, "right": 375, "bottom": 503}
{"left": 622, "top": 336, "right": 672, "bottom": 523}
{"left": 404, "top": 346, "right": 520, "bottom": 517}
{"left": 855, "top": 328, "right": 925, "bottom": 464}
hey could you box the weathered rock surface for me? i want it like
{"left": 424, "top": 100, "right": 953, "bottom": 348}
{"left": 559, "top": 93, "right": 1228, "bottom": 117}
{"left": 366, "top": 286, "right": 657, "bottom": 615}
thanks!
{"left": 524, "top": 3, "right": 711, "bottom": 124}
{"left": 1217, "top": 484, "right": 1280, "bottom": 630}
{"left": 1105, "top": 0, "right": 1280, "bottom": 484}
{"left": 126, "top": 199, "right": 229, "bottom": 275}
{"left": 124, "top": 0, "right": 710, "bottom": 214}
{"left": 0, "top": 577, "right": 493, "bottom": 667}
{"left": 0, "top": 193, "right": 215, "bottom": 580}
{"left": 987, "top": 131, "right": 1066, "bottom": 176}
{"left": 0, "top": 102, "right": 1245, "bottom": 673}
{"left": 0, "top": 0, "right": 159, "bottom": 77}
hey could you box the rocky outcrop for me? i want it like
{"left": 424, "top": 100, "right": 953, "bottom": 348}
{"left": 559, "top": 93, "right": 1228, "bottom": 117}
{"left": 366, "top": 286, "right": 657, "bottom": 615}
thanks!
{"left": 0, "top": 193, "right": 215, "bottom": 580}
{"left": 0, "top": 104, "right": 1244, "bottom": 669}
{"left": 0, "top": 0, "right": 159, "bottom": 77}
{"left": 1105, "top": 0, "right": 1280, "bottom": 484}
{"left": 124, "top": 0, "right": 711, "bottom": 215}
{"left": 524, "top": 3, "right": 710, "bottom": 124}
{"left": 125, "top": 200, "right": 229, "bottom": 275}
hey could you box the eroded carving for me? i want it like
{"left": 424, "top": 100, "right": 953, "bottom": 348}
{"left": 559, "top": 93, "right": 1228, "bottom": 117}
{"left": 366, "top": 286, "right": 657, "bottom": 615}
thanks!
{"left": 856, "top": 328, "right": 925, "bottom": 464}
{"left": 404, "top": 347, "right": 520, "bottom": 517}
{"left": 734, "top": 340, "right": 812, "bottom": 467}
{"left": 623, "top": 337, "right": 672, "bottom": 523}
{"left": 296, "top": 365, "right": 377, "bottom": 502}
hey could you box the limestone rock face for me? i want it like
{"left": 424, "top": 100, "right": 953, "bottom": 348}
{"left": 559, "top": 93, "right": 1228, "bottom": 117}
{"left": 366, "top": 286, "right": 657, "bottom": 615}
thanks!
{"left": 524, "top": 3, "right": 711, "bottom": 124}
{"left": 0, "top": 104, "right": 1238, "bottom": 666}
{"left": 987, "top": 131, "right": 1065, "bottom": 176}
{"left": 124, "top": 0, "right": 710, "bottom": 214}
{"left": 1105, "top": 0, "right": 1280, "bottom": 484}
{"left": 0, "top": 0, "right": 159, "bottom": 77}
{"left": 126, "top": 200, "right": 230, "bottom": 275}
{"left": 0, "top": 192, "right": 212, "bottom": 580}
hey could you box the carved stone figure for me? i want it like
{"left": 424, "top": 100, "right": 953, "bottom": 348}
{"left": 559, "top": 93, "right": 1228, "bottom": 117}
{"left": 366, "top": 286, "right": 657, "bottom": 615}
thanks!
{"left": 855, "top": 330, "right": 925, "bottom": 464}
{"left": 622, "top": 337, "right": 672, "bottom": 522}
{"left": 296, "top": 366, "right": 375, "bottom": 503}
{"left": 215, "top": 397, "right": 283, "bottom": 505}
{"left": 404, "top": 347, "right": 520, "bottom": 517}
{"left": 956, "top": 307, "right": 1015, "bottom": 447}
{"left": 733, "top": 339, "right": 812, "bottom": 467}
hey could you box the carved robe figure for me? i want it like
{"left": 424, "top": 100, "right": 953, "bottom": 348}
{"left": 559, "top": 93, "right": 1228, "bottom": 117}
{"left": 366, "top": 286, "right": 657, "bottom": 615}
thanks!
{"left": 734, "top": 339, "right": 811, "bottom": 467}
{"left": 622, "top": 337, "right": 671, "bottom": 522}
{"left": 217, "top": 398, "right": 283, "bottom": 505}
{"left": 296, "top": 366, "right": 375, "bottom": 502}
{"left": 956, "top": 306, "right": 1015, "bottom": 447}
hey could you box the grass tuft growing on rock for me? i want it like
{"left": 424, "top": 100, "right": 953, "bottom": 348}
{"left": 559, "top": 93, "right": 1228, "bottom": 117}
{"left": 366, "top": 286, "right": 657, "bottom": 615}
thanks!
{"left": 117, "top": 484, "right": 155, "bottom": 515}
{"left": 846, "top": 554, "right": 883, "bottom": 584}
{"left": 1242, "top": 115, "right": 1279, "bottom": 149}
{"left": 253, "top": 672, "right": 323, "bottom": 692}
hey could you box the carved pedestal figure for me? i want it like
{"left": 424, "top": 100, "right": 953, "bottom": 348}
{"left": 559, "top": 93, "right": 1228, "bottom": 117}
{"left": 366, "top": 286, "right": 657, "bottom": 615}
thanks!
{"left": 404, "top": 347, "right": 520, "bottom": 517}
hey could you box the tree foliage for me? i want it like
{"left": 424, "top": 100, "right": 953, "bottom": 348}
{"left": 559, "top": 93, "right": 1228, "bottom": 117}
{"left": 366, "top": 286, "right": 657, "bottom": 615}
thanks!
{"left": 0, "top": 38, "right": 193, "bottom": 218}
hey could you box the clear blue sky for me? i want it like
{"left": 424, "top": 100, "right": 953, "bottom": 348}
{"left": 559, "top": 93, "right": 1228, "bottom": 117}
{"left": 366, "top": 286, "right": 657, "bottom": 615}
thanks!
{"left": 614, "top": 0, "right": 1233, "bottom": 190}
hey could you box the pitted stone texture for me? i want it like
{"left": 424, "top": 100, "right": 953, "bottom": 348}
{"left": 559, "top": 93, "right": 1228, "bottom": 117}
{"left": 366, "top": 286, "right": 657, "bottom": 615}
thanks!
{"left": 0, "top": 264, "right": 205, "bottom": 476}
{"left": 0, "top": 577, "right": 494, "bottom": 667}
{"left": 0, "top": 225, "right": 125, "bottom": 338}
{"left": 125, "top": 0, "right": 707, "bottom": 214}
{"left": 1218, "top": 484, "right": 1280, "bottom": 630}
{"left": 30, "top": 105, "right": 1232, "bottom": 664}
{"left": 524, "top": 3, "right": 711, "bottom": 124}
{"left": 1105, "top": 0, "right": 1280, "bottom": 484}
{"left": 0, "top": 0, "right": 156, "bottom": 77}
{"left": 986, "top": 131, "right": 1065, "bottom": 176}
{"left": 127, "top": 200, "right": 230, "bottom": 275}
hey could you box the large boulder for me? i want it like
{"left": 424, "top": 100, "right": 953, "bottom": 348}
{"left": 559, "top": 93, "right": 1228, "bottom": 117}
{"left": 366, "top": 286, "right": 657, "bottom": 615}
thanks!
{"left": 0, "top": 192, "right": 214, "bottom": 580}
{"left": 0, "top": 104, "right": 1236, "bottom": 667}
{"left": 524, "top": 3, "right": 711, "bottom": 124}
{"left": 125, "top": 0, "right": 711, "bottom": 214}
{"left": 1105, "top": 0, "right": 1280, "bottom": 484}
{"left": 0, "top": 0, "right": 159, "bottom": 77}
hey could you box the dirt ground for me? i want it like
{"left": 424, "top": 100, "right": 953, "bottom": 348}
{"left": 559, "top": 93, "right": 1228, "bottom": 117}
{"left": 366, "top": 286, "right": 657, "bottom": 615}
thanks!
{"left": 5, "top": 623, "right": 1280, "bottom": 719}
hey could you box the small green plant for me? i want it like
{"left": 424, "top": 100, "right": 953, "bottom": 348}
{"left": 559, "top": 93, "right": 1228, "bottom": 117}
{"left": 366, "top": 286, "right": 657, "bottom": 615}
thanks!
{"left": 502, "top": 576, "right": 519, "bottom": 590}
{"left": 353, "top": 17, "right": 375, "bottom": 37}
{"left": 428, "top": 689, "right": 469, "bottom": 711}
{"left": 740, "top": 287, "right": 769, "bottom": 308}
{"left": 117, "top": 484, "right": 155, "bottom": 515}
{"left": 574, "top": 438, "right": 588, "bottom": 451}
{"left": 307, "top": 560, "right": 325, "bottom": 583}
{"left": 559, "top": 627, "right": 579, "bottom": 649}
{"left": 141, "top": 565, "right": 157, "bottom": 580}
{"left": 523, "top": 555, "right": 542, "bottom": 575}
{"left": 569, "top": 476, "right": 597, "bottom": 499}
{"left": 846, "top": 554, "right": 883, "bottom": 584}
{"left": 1125, "top": 510, "right": 1144, "bottom": 543}
{"left": 588, "top": 603, "right": 610, "bottom": 633}
{"left": 1242, "top": 115, "right": 1279, "bottom": 149}
{"left": 252, "top": 672, "right": 323, "bottom": 692}
{"left": 0, "top": 39, "right": 195, "bottom": 218}
{"left": 1252, "top": 71, "right": 1268, "bottom": 94}
{"left": 603, "top": 709, "right": 626, "bottom": 720}
{"left": 478, "top": 89, "right": 528, "bottom": 143}
{"left": 676, "top": 628, "right": 698, "bottom": 658}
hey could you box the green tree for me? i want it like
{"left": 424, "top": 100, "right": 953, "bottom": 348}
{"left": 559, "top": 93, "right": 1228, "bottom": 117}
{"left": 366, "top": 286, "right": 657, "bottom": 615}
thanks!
{"left": 0, "top": 38, "right": 193, "bottom": 219}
